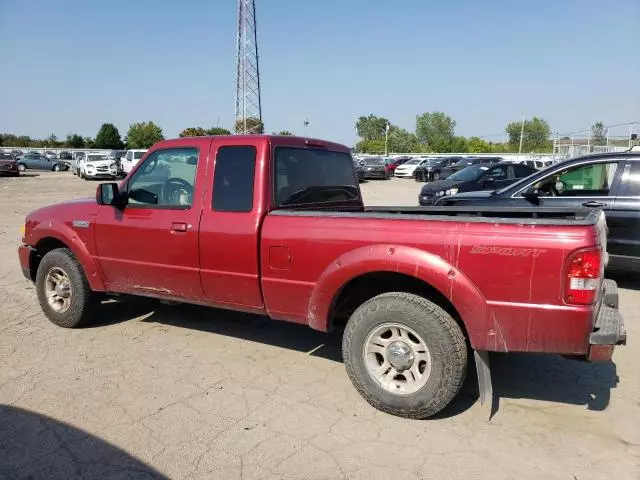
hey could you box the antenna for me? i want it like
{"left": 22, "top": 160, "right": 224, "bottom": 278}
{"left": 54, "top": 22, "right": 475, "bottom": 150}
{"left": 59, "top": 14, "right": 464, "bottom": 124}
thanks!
{"left": 235, "top": 0, "right": 262, "bottom": 134}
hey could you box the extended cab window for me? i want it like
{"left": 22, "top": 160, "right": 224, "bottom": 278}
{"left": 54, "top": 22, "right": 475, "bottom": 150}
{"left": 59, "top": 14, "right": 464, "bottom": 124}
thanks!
{"left": 127, "top": 148, "right": 198, "bottom": 208}
{"left": 530, "top": 162, "right": 619, "bottom": 197}
{"left": 212, "top": 146, "right": 256, "bottom": 212}
{"left": 275, "top": 147, "right": 359, "bottom": 207}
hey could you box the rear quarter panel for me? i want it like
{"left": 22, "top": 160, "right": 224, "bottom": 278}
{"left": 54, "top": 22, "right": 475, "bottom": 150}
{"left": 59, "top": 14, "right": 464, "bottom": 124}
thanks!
{"left": 260, "top": 212, "right": 602, "bottom": 354}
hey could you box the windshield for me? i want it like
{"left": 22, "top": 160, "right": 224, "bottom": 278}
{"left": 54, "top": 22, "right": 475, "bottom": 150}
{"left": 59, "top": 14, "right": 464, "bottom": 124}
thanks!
{"left": 362, "top": 158, "right": 383, "bottom": 166}
{"left": 448, "top": 164, "right": 489, "bottom": 182}
{"left": 134, "top": 151, "right": 146, "bottom": 159}
{"left": 87, "top": 155, "right": 107, "bottom": 162}
{"left": 274, "top": 147, "right": 359, "bottom": 207}
{"left": 403, "top": 159, "right": 421, "bottom": 166}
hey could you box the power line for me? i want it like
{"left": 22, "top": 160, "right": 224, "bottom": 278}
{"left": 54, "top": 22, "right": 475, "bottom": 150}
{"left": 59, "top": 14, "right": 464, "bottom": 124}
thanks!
{"left": 476, "top": 120, "right": 640, "bottom": 141}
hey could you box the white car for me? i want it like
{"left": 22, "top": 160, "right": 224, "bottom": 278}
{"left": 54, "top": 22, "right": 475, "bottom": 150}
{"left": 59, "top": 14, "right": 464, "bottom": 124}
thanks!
{"left": 120, "top": 149, "right": 148, "bottom": 175}
{"left": 78, "top": 153, "right": 118, "bottom": 180}
{"left": 394, "top": 158, "right": 429, "bottom": 178}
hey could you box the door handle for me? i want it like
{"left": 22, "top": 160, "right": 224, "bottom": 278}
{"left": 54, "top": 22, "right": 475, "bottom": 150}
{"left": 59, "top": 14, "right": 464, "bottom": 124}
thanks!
{"left": 582, "top": 201, "right": 607, "bottom": 208}
{"left": 170, "top": 222, "right": 189, "bottom": 232}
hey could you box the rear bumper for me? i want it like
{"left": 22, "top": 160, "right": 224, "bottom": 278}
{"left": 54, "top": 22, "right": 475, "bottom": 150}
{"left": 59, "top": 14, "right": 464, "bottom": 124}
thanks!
{"left": 587, "top": 279, "right": 626, "bottom": 362}
{"left": 363, "top": 170, "right": 387, "bottom": 179}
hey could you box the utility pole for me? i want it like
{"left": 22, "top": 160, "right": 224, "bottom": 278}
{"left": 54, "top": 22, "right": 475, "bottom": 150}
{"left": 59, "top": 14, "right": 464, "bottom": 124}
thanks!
{"left": 235, "top": 0, "right": 262, "bottom": 134}
{"left": 518, "top": 116, "right": 525, "bottom": 155}
{"left": 384, "top": 122, "right": 389, "bottom": 156}
{"left": 606, "top": 128, "right": 610, "bottom": 151}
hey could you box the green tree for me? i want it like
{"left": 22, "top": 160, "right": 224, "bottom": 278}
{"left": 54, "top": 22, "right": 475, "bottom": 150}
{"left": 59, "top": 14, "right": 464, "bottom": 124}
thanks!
{"left": 467, "top": 137, "right": 492, "bottom": 153}
{"left": 355, "top": 114, "right": 389, "bottom": 141}
{"left": 387, "top": 127, "right": 419, "bottom": 153}
{"left": 591, "top": 121, "right": 606, "bottom": 146}
{"left": 15, "top": 136, "right": 33, "bottom": 147}
{"left": 44, "top": 134, "right": 59, "bottom": 148}
{"left": 84, "top": 137, "right": 95, "bottom": 148}
{"left": 450, "top": 136, "right": 469, "bottom": 153}
{"left": 179, "top": 127, "right": 207, "bottom": 137}
{"left": 415, "top": 112, "right": 456, "bottom": 152}
{"left": 275, "top": 130, "right": 293, "bottom": 136}
{"left": 234, "top": 117, "right": 264, "bottom": 134}
{"left": 206, "top": 127, "right": 231, "bottom": 135}
{"left": 66, "top": 134, "right": 85, "bottom": 148}
{"left": 505, "top": 117, "right": 552, "bottom": 152}
{"left": 125, "top": 121, "right": 164, "bottom": 149}
{"left": 356, "top": 139, "right": 386, "bottom": 154}
{"left": 94, "top": 123, "right": 124, "bottom": 149}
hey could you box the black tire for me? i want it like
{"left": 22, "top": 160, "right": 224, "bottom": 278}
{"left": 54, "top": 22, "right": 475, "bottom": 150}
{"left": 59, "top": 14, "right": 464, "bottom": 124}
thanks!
{"left": 342, "top": 292, "right": 467, "bottom": 419}
{"left": 53, "top": 164, "right": 61, "bottom": 172}
{"left": 18, "top": 163, "right": 26, "bottom": 172}
{"left": 432, "top": 171, "right": 440, "bottom": 181}
{"left": 35, "top": 248, "right": 97, "bottom": 328}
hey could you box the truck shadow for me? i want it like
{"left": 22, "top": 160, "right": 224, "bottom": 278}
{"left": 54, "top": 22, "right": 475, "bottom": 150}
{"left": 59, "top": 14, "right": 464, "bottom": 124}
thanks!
{"left": 0, "top": 405, "right": 168, "bottom": 479}
{"left": 94, "top": 298, "right": 620, "bottom": 419}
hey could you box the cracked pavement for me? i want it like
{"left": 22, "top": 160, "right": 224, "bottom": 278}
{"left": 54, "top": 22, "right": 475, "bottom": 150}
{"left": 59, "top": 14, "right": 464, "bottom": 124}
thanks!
{"left": 1, "top": 173, "right": 638, "bottom": 479}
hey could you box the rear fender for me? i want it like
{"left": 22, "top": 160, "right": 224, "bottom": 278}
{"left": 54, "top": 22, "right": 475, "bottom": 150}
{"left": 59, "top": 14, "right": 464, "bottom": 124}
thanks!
{"left": 307, "top": 244, "right": 494, "bottom": 350}
{"left": 30, "top": 222, "right": 106, "bottom": 291}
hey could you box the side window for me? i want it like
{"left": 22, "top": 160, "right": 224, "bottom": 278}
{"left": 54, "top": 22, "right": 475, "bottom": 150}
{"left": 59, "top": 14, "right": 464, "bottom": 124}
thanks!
{"left": 212, "top": 146, "right": 256, "bottom": 212}
{"left": 620, "top": 162, "right": 640, "bottom": 197}
{"left": 127, "top": 147, "right": 198, "bottom": 208}
{"left": 126, "top": 152, "right": 132, "bottom": 161}
{"left": 488, "top": 166, "right": 507, "bottom": 179}
{"left": 514, "top": 164, "right": 534, "bottom": 178}
{"left": 531, "top": 162, "right": 619, "bottom": 197}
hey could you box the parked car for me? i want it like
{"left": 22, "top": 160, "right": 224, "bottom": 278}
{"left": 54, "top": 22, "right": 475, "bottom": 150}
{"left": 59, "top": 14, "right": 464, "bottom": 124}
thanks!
{"left": 414, "top": 156, "right": 503, "bottom": 182}
{"left": 384, "top": 156, "right": 412, "bottom": 175}
{"left": 435, "top": 151, "right": 640, "bottom": 272}
{"left": 78, "top": 153, "right": 118, "bottom": 180}
{"left": 44, "top": 151, "right": 57, "bottom": 159}
{"left": 58, "top": 151, "right": 73, "bottom": 160}
{"left": 419, "top": 162, "right": 537, "bottom": 205}
{"left": 0, "top": 151, "right": 19, "bottom": 176}
{"left": 120, "top": 149, "right": 148, "bottom": 175}
{"left": 394, "top": 158, "right": 431, "bottom": 178}
{"left": 360, "top": 157, "right": 390, "bottom": 179}
{"left": 17, "top": 152, "right": 69, "bottom": 172}
{"left": 11, "top": 149, "right": 23, "bottom": 158}
{"left": 18, "top": 135, "right": 625, "bottom": 420}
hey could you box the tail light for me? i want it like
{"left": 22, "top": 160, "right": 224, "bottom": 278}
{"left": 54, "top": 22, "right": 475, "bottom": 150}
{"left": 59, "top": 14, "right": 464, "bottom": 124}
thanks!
{"left": 564, "top": 247, "right": 602, "bottom": 305}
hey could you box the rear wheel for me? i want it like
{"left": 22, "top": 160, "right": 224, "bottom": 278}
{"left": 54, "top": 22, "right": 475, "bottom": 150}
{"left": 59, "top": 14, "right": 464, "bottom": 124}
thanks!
{"left": 35, "top": 248, "right": 97, "bottom": 328}
{"left": 342, "top": 292, "right": 467, "bottom": 419}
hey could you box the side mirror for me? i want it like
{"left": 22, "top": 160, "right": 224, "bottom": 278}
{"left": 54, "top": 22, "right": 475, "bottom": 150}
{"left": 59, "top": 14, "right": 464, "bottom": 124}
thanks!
{"left": 96, "top": 183, "right": 125, "bottom": 208}
{"left": 523, "top": 186, "right": 540, "bottom": 205}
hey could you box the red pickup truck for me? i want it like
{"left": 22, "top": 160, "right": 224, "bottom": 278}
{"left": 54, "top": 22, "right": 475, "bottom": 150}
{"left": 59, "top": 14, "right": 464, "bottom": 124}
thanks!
{"left": 18, "top": 135, "right": 626, "bottom": 419}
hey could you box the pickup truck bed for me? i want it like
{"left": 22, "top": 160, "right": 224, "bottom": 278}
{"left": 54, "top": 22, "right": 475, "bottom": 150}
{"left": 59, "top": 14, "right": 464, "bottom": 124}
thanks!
{"left": 18, "top": 134, "right": 626, "bottom": 419}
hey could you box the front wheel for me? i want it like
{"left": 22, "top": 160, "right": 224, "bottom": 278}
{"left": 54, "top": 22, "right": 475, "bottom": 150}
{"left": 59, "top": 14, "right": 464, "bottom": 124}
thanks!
{"left": 53, "top": 164, "right": 61, "bottom": 172}
{"left": 432, "top": 171, "right": 440, "bottom": 181}
{"left": 18, "top": 163, "right": 26, "bottom": 172}
{"left": 35, "top": 248, "right": 97, "bottom": 328}
{"left": 342, "top": 292, "right": 467, "bottom": 419}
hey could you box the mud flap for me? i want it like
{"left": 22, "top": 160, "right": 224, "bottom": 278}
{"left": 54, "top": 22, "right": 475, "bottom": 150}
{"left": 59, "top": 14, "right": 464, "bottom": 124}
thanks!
{"left": 474, "top": 350, "right": 493, "bottom": 419}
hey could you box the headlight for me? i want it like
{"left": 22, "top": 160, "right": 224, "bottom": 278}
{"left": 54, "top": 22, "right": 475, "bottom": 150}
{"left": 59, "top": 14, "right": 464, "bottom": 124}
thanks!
{"left": 445, "top": 188, "right": 459, "bottom": 196}
{"left": 435, "top": 191, "right": 445, "bottom": 197}
{"left": 110, "top": 163, "right": 117, "bottom": 168}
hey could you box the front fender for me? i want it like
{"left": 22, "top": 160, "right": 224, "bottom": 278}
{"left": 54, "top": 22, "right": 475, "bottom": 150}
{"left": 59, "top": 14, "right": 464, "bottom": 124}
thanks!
{"left": 307, "top": 244, "right": 496, "bottom": 351}
{"left": 29, "top": 221, "right": 106, "bottom": 292}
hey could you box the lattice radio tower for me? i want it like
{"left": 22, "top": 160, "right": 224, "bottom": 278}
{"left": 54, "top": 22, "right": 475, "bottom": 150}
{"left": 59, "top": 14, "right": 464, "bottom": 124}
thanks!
{"left": 235, "top": 0, "right": 262, "bottom": 134}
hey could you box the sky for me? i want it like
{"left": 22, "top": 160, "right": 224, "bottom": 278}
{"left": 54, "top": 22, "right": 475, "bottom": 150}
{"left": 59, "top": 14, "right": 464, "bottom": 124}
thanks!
{"left": 1, "top": 0, "right": 639, "bottom": 146}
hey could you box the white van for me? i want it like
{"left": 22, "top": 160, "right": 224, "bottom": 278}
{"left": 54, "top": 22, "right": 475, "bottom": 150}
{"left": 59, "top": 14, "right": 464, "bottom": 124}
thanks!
{"left": 120, "top": 149, "right": 148, "bottom": 175}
